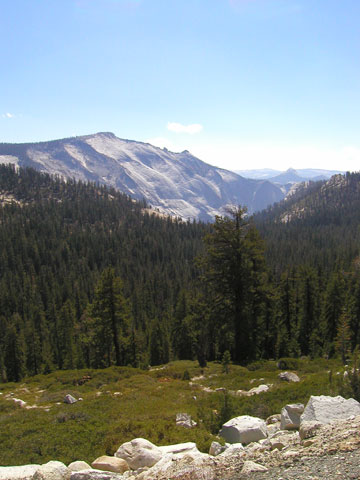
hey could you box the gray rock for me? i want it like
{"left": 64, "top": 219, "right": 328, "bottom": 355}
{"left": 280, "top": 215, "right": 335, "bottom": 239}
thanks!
{"left": 299, "top": 420, "right": 323, "bottom": 440}
{"left": 280, "top": 403, "right": 304, "bottom": 430}
{"left": 115, "top": 438, "right": 162, "bottom": 470}
{"left": 219, "top": 415, "right": 267, "bottom": 444}
{"left": 136, "top": 452, "right": 214, "bottom": 480}
{"left": 175, "top": 413, "right": 197, "bottom": 428}
{"left": 219, "top": 443, "right": 245, "bottom": 457}
{"left": 268, "top": 431, "right": 300, "bottom": 451}
{"left": 266, "top": 413, "right": 281, "bottom": 425}
{"left": 278, "top": 371, "right": 300, "bottom": 382}
{"left": 208, "top": 441, "right": 228, "bottom": 456}
{"left": 70, "top": 470, "right": 123, "bottom": 480}
{"left": 64, "top": 394, "right": 78, "bottom": 404}
{"left": 300, "top": 395, "right": 360, "bottom": 425}
{"left": 241, "top": 461, "right": 268, "bottom": 474}
{"left": 267, "top": 422, "right": 280, "bottom": 436}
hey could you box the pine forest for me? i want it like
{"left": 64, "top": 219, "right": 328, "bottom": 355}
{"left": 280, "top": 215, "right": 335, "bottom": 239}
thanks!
{"left": 1, "top": 164, "right": 360, "bottom": 383}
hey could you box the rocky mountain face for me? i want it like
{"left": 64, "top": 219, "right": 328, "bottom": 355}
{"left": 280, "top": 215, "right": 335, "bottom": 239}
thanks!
{"left": 0, "top": 133, "right": 283, "bottom": 221}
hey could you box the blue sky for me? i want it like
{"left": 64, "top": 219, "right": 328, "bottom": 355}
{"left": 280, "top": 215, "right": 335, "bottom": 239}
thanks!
{"left": 1, "top": 0, "right": 360, "bottom": 171}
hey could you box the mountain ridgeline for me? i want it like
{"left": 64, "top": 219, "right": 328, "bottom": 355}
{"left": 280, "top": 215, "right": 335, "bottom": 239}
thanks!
{"left": 0, "top": 132, "right": 283, "bottom": 221}
{"left": 1, "top": 165, "right": 360, "bottom": 382}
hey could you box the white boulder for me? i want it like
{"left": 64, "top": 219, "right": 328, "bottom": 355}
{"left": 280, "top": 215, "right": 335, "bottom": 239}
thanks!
{"left": 247, "top": 384, "right": 270, "bottom": 396}
{"left": 301, "top": 395, "right": 360, "bottom": 425}
{"left": 0, "top": 465, "right": 40, "bottom": 480}
{"left": 33, "top": 461, "right": 70, "bottom": 480}
{"left": 219, "top": 415, "right": 267, "bottom": 444}
{"left": 278, "top": 371, "right": 300, "bottom": 382}
{"left": 114, "top": 438, "right": 162, "bottom": 469}
{"left": 280, "top": 403, "right": 304, "bottom": 430}
{"left": 158, "top": 442, "right": 199, "bottom": 456}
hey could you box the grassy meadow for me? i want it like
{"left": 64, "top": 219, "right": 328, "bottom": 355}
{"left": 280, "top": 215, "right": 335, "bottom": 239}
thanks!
{"left": 0, "top": 358, "right": 344, "bottom": 466}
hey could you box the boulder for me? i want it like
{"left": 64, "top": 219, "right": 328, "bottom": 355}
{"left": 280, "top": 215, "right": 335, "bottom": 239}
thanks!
{"left": 91, "top": 456, "right": 129, "bottom": 474}
{"left": 209, "top": 441, "right": 228, "bottom": 456}
{"left": 278, "top": 371, "right": 300, "bottom": 382}
{"left": 268, "top": 431, "right": 300, "bottom": 451}
{"left": 68, "top": 462, "right": 92, "bottom": 472}
{"left": 219, "top": 443, "right": 245, "bottom": 457}
{"left": 267, "top": 422, "right": 280, "bottom": 436}
{"left": 0, "top": 465, "right": 40, "bottom": 480}
{"left": 280, "top": 403, "right": 304, "bottom": 430}
{"left": 158, "top": 442, "right": 199, "bottom": 456}
{"left": 64, "top": 394, "right": 78, "bottom": 404}
{"left": 300, "top": 395, "right": 360, "bottom": 425}
{"left": 266, "top": 413, "right": 281, "bottom": 425}
{"left": 247, "top": 384, "right": 270, "bottom": 396}
{"left": 33, "top": 461, "right": 70, "bottom": 480}
{"left": 70, "top": 470, "right": 123, "bottom": 480}
{"left": 136, "top": 452, "right": 214, "bottom": 480}
{"left": 219, "top": 415, "right": 267, "bottom": 444}
{"left": 241, "top": 461, "right": 268, "bottom": 474}
{"left": 175, "top": 413, "right": 197, "bottom": 428}
{"left": 13, "top": 398, "right": 27, "bottom": 408}
{"left": 114, "top": 438, "right": 162, "bottom": 469}
{"left": 299, "top": 420, "right": 323, "bottom": 440}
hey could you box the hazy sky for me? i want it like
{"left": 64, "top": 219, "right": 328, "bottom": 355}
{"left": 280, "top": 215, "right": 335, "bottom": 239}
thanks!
{"left": 1, "top": 0, "right": 360, "bottom": 171}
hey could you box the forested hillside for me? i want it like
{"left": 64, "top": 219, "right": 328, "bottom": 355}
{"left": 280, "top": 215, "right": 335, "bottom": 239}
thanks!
{"left": 1, "top": 165, "right": 360, "bottom": 383}
{"left": 0, "top": 165, "right": 208, "bottom": 380}
{"left": 254, "top": 171, "right": 360, "bottom": 360}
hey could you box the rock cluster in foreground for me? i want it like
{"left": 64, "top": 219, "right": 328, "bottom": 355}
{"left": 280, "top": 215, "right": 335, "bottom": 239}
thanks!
{"left": 2, "top": 395, "right": 360, "bottom": 480}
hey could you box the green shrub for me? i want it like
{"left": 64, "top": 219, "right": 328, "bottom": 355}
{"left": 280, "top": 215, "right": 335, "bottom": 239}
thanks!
{"left": 277, "top": 357, "right": 299, "bottom": 370}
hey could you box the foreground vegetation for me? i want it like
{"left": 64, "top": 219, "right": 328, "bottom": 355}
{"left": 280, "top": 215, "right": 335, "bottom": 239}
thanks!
{"left": 0, "top": 358, "right": 347, "bottom": 466}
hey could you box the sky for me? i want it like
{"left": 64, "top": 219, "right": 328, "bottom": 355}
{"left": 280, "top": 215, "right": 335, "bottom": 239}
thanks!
{"left": 1, "top": 0, "right": 360, "bottom": 172}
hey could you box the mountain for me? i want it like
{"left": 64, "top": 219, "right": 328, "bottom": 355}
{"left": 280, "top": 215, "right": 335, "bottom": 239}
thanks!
{"left": 0, "top": 133, "right": 283, "bottom": 221}
{"left": 268, "top": 168, "right": 306, "bottom": 185}
{"left": 236, "top": 167, "right": 344, "bottom": 183}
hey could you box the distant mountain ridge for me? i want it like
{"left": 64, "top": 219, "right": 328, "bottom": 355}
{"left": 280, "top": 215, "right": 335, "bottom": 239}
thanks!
{"left": 0, "top": 132, "right": 283, "bottom": 221}
{"left": 236, "top": 167, "right": 344, "bottom": 183}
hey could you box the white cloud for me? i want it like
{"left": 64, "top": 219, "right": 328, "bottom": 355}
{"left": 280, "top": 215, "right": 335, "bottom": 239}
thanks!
{"left": 167, "top": 122, "right": 203, "bottom": 134}
{"left": 2, "top": 113, "right": 16, "bottom": 119}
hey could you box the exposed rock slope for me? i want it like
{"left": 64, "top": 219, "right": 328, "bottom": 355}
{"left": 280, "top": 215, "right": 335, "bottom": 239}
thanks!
{"left": 0, "top": 133, "right": 283, "bottom": 221}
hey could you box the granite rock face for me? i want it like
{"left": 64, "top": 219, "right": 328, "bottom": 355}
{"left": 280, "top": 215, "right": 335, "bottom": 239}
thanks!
{"left": 300, "top": 395, "right": 360, "bottom": 425}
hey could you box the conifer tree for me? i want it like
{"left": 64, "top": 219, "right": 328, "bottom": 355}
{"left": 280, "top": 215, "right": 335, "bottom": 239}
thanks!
{"left": 198, "top": 206, "right": 269, "bottom": 363}
{"left": 88, "top": 268, "right": 132, "bottom": 367}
